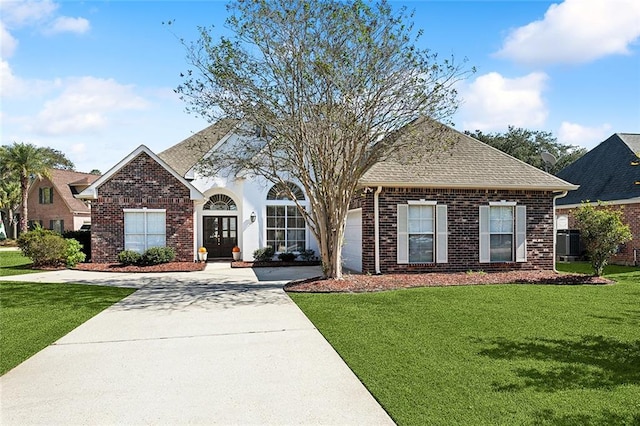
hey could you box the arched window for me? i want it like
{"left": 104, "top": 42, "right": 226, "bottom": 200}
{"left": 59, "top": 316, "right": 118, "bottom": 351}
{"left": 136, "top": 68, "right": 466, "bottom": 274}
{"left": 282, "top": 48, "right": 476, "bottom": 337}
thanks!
{"left": 266, "top": 182, "right": 306, "bottom": 252}
{"left": 203, "top": 194, "right": 237, "bottom": 211}
{"left": 267, "top": 182, "right": 305, "bottom": 200}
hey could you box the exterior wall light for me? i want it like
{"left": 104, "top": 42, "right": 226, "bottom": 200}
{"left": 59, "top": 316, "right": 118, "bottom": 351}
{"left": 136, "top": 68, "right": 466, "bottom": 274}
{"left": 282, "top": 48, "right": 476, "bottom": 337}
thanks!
{"left": 250, "top": 211, "right": 257, "bottom": 223}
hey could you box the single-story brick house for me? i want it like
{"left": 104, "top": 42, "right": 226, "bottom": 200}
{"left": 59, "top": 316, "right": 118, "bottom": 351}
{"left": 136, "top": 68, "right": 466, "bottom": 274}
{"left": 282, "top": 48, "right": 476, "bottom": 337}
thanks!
{"left": 555, "top": 133, "right": 640, "bottom": 265}
{"left": 79, "top": 119, "right": 577, "bottom": 272}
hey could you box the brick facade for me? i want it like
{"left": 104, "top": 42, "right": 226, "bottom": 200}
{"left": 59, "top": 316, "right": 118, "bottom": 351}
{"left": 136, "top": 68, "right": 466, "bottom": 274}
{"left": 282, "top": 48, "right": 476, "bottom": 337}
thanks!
{"left": 91, "top": 152, "right": 194, "bottom": 263}
{"left": 361, "top": 187, "right": 556, "bottom": 273}
{"left": 557, "top": 202, "right": 639, "bottom": 266}
{"left": 28, "top": 177, "right": 90, "bottom": 232}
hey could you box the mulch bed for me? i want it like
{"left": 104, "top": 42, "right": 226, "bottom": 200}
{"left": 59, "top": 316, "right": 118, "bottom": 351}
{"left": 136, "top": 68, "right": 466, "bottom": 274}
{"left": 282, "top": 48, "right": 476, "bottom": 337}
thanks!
{"left": 284, "top": 270, "right": 613, "bottom": 293}
{"left": 61, "top": 263, "right": 614, "bottom": 292}
{"left": 231, "top": 260, "right": 322, "bottom": 268}
{"left": 74, "top": 262, "right": 207, "bottom": 273}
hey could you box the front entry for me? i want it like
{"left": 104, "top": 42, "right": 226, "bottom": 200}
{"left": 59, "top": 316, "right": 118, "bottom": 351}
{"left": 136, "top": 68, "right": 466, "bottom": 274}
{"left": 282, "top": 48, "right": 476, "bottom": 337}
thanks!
{"left": 203, "top": 216, "right": 238, "bottom": 258}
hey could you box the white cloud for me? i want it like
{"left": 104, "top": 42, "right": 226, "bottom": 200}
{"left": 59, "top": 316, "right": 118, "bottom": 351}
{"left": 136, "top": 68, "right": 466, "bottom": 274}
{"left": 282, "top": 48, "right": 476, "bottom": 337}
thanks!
{"left": 458, "top": 71, "right": 549, "bottom": 131}
{"left": 558, "top": 121, "right": 612, "bottom": 149}
{"left": 495, "top": 0, "right": 640, "bottom": 65}
{"left": 0, "top": 0, "right": 58, "bottom": 27}
{"left": 0, "top": 59, "right": 62, "bottom": 97}
{"left": 0, "top": 22, "right": 18, "bottom": 57}
{"left": 0, "top": 0, "right": 90, "bottom": 58}
{"left": 31, "top": 77, "right": 149, "bottom": 135}
{"left": 45, "top": 16, "right": 90, "bottom": 35}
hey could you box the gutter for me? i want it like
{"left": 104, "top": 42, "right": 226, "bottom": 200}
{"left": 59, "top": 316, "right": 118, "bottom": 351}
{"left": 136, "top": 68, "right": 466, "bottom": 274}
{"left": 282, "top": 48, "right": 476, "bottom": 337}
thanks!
{"left": 553, "top": 191, "right": 569, "bottom": 273}
{"left": 374, "top": 186, "right": 383, "bottom": 274}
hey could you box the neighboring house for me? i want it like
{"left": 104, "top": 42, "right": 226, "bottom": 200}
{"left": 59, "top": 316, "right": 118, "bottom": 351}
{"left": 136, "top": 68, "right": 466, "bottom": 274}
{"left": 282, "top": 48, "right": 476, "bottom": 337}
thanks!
{"left": 555, "top": 133, "right": 640, "bottom": 265}
{"left": 79, "top": 119, "right": 577, "bottom": 273}
{"left": 27, "top": 169, "right": 99, "bottom": 233}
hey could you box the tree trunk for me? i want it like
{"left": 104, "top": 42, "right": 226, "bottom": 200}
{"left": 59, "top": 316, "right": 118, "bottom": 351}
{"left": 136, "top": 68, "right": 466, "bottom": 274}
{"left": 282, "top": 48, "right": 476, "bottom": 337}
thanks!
{"left": 19, "top": 174, "right": 29, "bottom": 234}
{"left": 315, "top": 205, "right": 347, "bottom": 280}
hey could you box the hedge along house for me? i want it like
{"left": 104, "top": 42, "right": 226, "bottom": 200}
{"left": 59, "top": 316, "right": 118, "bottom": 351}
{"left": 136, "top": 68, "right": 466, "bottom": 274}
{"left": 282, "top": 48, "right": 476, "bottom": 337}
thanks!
{"left": 79, "top": 118, "right": 576, "bottom": 270}
{"left": 342, "top": 121, "right": 578, "bottom": 274}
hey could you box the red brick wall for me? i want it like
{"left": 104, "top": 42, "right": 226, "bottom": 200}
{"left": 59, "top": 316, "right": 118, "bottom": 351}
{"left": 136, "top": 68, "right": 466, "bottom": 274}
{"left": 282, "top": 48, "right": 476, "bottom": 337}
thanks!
{"left": 361, "top": 188, "right": 556, "bottom": 273}
{"left": 27, "top": 177, "right": 82, "bottom": 231}
{"left": 557, "top": 202, "right": 639, "bottom": 266}
{"left": 91, "top": 152, "right": 194, "bottom": 262}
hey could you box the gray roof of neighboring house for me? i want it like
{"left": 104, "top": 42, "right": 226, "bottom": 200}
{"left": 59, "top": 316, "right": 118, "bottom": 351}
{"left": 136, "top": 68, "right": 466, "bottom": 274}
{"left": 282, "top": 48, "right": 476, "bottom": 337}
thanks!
{"left": 158, "top": 119, "right": 239, "bottom": 176}
{"left": 556, "top": 133, "right": 640, "bottom": 205}
{"left": 360, "top": 121, "right": 577, "bottom": 191}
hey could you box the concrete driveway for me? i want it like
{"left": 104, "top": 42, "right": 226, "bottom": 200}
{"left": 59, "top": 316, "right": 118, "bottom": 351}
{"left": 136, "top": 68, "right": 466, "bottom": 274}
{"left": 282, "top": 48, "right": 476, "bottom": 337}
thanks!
{"left": 0, "top": 264, "right": 394, "bottom": 425}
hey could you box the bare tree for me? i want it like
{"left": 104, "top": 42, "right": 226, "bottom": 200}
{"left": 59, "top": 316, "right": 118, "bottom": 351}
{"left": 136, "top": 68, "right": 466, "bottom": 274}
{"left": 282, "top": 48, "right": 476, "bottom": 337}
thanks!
{"left": 176, "top": 0, "right": 472, "bottom": 278}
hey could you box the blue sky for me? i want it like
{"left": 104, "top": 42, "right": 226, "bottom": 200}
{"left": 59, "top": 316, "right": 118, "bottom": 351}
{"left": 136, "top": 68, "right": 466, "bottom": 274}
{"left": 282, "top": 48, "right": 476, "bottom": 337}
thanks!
{"left": 2, "top": 0, "right": 639, "bottom": 173}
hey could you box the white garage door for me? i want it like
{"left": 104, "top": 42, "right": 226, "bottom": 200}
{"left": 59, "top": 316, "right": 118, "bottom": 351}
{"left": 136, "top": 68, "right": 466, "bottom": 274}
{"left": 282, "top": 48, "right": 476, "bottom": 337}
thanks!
{"left": 342, "top": 209, "right": 362, "bottom": 273}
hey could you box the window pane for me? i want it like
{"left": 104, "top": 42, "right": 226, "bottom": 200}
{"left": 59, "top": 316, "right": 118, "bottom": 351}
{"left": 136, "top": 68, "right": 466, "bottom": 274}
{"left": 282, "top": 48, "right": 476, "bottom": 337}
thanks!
{"left": 125, "top": 213, "right": 144, "bottom": 233}
{"left": 147, "top": 234, "right": 166, "bottom": 249}
{"left": 490, "top": 207, "right": 513, "bottom": 233}
{"left": 146, "top": 212, "right": 165, "bottom": 234}
{"left": 408, "top": 206, "right": 434, "bottom": 233}
{"left": 490, "top": 234, "right": 513, "bottom": 262}
{"left": 409, "top": 235, "right": 434, "bottom": 263}
{"left": 125, "top": 235, "right": 145, "bottom": 253}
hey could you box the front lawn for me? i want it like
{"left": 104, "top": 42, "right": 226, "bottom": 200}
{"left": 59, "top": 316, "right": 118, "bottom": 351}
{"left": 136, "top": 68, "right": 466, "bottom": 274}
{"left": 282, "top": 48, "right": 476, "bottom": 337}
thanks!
{"left": 0, "top": 281, "right": 135, "bottom": 375}
{"left": 291, "top": 265, "right": 640, "bottom": 425}
{"left": 0, "top": 250, "right": 37, "bottom": 276}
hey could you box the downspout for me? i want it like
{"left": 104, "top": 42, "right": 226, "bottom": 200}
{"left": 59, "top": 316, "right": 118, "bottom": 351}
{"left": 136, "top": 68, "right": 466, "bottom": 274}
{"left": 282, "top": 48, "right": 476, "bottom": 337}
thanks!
{"left": 374, "top": 186, "right": 383, "bottom": 274}
{"left": 193, "top": 205, "right": 199, "bottom": 262}
{"left": 553, "top": 191, "right": 569, "bottom": 273}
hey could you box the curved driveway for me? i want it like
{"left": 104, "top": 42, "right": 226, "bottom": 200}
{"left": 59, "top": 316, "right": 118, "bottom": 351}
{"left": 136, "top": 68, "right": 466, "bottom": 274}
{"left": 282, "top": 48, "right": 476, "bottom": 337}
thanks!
{"left": 0, "top": 264, "right": 394, "bottom": 425}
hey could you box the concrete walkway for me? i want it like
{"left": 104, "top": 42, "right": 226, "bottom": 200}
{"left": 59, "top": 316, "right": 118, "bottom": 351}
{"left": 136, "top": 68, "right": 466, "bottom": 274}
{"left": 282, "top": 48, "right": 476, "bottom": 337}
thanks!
{"left": 0, "top": 264, "right": 394, "bottom": 425}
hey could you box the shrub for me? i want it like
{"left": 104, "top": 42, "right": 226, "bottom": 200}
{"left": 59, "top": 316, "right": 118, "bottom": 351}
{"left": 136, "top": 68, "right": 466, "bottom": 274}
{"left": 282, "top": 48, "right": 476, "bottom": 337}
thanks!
{"left": 64, "top": 238, "right": 86, "bottom": 267}
{"left": 141, "top": 247, "right": 176, "bottom": 265}
{"left": 574, "top": 201, "right": 632, "bottom": 276}
{"left": 118, "top": 247, "right": 176, "bottom": 266}
{"left": 278, "top": 252, "right": 297, "bottom": 262}
{"left": 17, "top": 227, "right": 67, "bottom": 267}
{"left": 298, "top": 249, "right": 316, "bottom": 261}
{"left": 118, "top": 250, "right": 142, "bottom": 266}
{"left": 63, "top": 230, "right": 91, "bottom": 261}
{"left": 253, "top": 246, "right": 275, "bottom": 262}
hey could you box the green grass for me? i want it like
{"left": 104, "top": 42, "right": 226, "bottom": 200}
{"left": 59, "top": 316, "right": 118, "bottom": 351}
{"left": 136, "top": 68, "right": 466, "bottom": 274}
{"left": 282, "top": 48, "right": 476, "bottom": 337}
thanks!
{"left": 0, "top": 250, "right": 38, "bottom": 276}
{"left": 291, "top": 265, "right": 640, "bottom": 425}
{"left": 0, "top": 281, "right": 135, "bottom": 375}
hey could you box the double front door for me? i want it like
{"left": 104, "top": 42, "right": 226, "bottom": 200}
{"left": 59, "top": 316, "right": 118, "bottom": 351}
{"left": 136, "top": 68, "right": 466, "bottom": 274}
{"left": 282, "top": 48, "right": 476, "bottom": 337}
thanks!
{"left": 203, "top": 216, "right": 237, "bottom": 258}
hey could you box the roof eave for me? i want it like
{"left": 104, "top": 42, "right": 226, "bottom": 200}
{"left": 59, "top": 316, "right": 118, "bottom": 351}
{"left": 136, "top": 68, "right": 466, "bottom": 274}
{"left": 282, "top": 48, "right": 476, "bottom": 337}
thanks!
{"left": 357, "top": 181, "right": 579, "bottom": 192}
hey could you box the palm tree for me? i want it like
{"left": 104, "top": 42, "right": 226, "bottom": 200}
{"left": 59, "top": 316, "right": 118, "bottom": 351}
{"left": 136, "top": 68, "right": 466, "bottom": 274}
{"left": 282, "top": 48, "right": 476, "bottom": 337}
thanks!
{"left": 0, "top": 143, "right": 74, "bottom": 234}
{"left": 0, "top": 177, "right": 21, "bottom": 238}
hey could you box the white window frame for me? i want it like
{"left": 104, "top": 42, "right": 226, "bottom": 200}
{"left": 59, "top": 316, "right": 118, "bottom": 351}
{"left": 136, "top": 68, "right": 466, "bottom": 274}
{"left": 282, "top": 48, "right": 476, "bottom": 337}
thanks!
{"left": 398, "top": 201, "right": 448, "bottom": 264}
{"left": 266, "top": 203, "right": 307, "bottom": 253}
{"left": 479, "top": 202, "right": 526, "bottom": 263}
{"left": 123, "top": 208, "right": 166, "bottom": 253}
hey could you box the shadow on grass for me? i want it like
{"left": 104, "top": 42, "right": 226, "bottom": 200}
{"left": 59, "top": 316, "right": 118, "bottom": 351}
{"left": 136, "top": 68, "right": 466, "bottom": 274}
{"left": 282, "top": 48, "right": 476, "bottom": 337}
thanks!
{"left": 475, "top": 335, "right": 640, "bottom": 392}
{"left": 531, "top": 408, "right": 640, "bottom": 426}
{"left": 0, "top": 282, "right": 135, "bottom": 311}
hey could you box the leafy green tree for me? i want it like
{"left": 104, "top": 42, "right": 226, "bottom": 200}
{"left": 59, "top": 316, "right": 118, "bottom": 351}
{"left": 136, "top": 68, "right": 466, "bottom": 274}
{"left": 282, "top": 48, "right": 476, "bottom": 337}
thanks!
{"left": 0, "top": 142, "right": 75, "bottom": 234}
{"left": 574, "top": 202, "right": 632, "bottom": 276}
{"left": 465, "top": 126, "right": 586, "bottom": 174}
{"left": 176, "top": 0, "right": 472, "bottom": 278}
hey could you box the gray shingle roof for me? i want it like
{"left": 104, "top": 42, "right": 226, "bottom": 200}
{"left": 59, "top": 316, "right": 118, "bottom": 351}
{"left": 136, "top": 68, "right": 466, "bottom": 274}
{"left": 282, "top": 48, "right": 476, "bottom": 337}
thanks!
{"left": 360, "top": 121, "right": 577, "bottom": 191}
{"left": 556, "top": 133, "right": 640, "bottom": 205}
{"left": 619, "top": 133, "right": 640, "bottom": 154}
{"left": 158, "top": 119, "right": 238, "bottom": 176}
